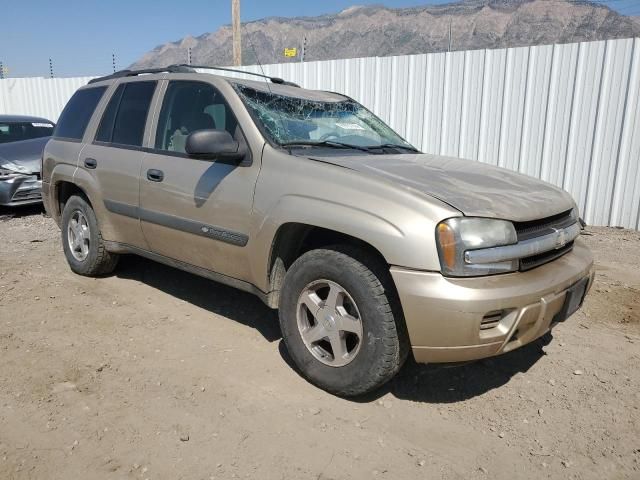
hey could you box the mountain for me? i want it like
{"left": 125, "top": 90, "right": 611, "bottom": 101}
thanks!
{"left": 131, "top": 0, "right": 640, "bottom": 68}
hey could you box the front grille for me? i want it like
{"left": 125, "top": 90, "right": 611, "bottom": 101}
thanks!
{"left": 513, "top": 209, "right": 574, "bottom": 241}
{"left": 520, "top": 241, "right": 574, "bottom": 271}
{"left": 512, "top": 209, "right": 577, "bottom": 271}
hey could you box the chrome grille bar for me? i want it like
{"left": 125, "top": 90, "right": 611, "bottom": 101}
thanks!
{"left": 465, "top": 222, "right": 581, "bottom": 265}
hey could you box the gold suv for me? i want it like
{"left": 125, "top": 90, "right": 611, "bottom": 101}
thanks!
{"left": 42, "top": 65, "right": 594, "bottom": 396}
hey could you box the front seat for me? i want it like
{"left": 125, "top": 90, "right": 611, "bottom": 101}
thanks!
{"left": 169, "top": 109, "right": 216, "bottom": 153}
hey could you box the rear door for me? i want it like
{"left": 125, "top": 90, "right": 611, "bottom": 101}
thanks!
{"left": 44, "top": 86, "right": 107, "bottom": 214}
{"left": 78, "top": 80, "right": 158, "bottom": 248}
{"left": 139, "top": 79, "right": 259, "bottom": 281}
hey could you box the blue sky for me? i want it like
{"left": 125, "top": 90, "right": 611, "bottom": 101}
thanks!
{"left": 3, "top": 0, "right": 639, "bottom": 78}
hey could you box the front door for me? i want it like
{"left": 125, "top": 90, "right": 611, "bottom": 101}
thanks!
{"left": 139, "top": 80, "right": 259, "bottom": 282}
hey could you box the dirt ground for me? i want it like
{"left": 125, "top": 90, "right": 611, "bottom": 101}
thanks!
{"left": 1, "top": 206, "right": 639, "bottom": 480}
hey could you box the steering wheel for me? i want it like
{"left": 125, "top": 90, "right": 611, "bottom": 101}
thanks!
{"left": 318, "top": 132, "right": 341, "bottom": 142}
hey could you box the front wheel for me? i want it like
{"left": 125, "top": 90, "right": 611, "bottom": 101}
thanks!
{"left": 61, "top": 195, "right": 119, "bottom": 276}
{"left": 279, "top": 246, "right": 408, "bottom": 396}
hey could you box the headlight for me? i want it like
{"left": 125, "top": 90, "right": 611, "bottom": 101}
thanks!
{"left": 0, "top": 161, "right": 30, "bottom": 174}
{"left": 436, "top": 217, "right": 518, "bottom": 277}
{"left": 0, "top": 167, "right": 20, "bottom": 179}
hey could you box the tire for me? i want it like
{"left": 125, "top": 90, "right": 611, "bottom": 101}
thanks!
{"left": 61, "top": 195, "right": 119, "bottom": 276}
{"left": 279, "top": 246, "right": 409, "bottom": 396}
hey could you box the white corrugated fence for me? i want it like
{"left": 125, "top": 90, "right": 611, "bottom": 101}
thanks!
{"left": 1, "top": 38, "right": 639, "bottom": 229}
{"left": 0, "top": 76, "right": 95, "bottom": 123}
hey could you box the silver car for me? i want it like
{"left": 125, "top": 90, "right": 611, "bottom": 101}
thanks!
{"left": 0, "top": 114, "right": 55, "bottom": 206}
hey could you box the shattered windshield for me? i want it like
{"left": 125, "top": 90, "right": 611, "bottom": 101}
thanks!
{"left": 234, "top": 84, "right": 415, "bottom": 151}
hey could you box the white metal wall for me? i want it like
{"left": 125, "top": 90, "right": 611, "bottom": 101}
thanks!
{"left": 1, "top": 38, "right": 639, "bottom": 229}
{"left": 0, "top": 76, "right": 94, "bottom": 123}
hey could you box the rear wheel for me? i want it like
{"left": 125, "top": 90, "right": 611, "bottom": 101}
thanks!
{"left": 61, "top": 195, "right": 118, "bottom": 276}
{"left": 279, "top": 246, "right": 408, "bottom": 396}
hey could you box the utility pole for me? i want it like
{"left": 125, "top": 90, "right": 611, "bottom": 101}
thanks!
{"left": 0, "top": 61, "right": 4, "bottom": 79}
{"left": 448, "top": 20, "right": 452, "bottom": 52}
{"left": 49, "top": 58, "right": 54, "bottom": 78}
{"left": 188, "top": 47, "right": 192, "bottom": 65}
{"left": 112, "top": 53, "right": 116, "bottom": 73}
{"left": 232, "top": 0, "right": 242, "bottom": 66}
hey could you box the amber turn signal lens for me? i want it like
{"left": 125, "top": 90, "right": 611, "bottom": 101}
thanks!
{"left": 437, "top": 222, "right": 457, "bottom": 269}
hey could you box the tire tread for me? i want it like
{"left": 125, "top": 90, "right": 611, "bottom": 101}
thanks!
{"left": 280, "top": 245, "right": 409, "bottom": 397}
{"left": 62, "top": 195, "right": 119, "bottom": 276}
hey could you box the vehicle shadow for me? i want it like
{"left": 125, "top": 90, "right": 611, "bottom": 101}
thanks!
{"left": 279, "top": 333, "right": 550, "bottom": 404}
{"left": 0, "top": 203, "right": 45, "bottom": 219}
{"left": 115, "top": 254, "right": 548, "bottom": 403}
{"left": 115, "top": 255, "right": 282, "bottom": 343}
{"left": 368, "top": 334, "right": 549, "bottom": 404}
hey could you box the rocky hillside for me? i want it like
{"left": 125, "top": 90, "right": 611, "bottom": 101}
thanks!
{"left": 132, "top": 0, "right": 640, "bottom": 68}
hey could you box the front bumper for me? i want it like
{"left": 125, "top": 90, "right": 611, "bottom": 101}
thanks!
{"left": 391, "top": 239, "right": 594, "bottom": 363}
{"left": 0, "top": 175, "right": 42, "bottom": 206}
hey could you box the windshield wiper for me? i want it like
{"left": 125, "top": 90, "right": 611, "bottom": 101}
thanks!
{"left": 360, "top": 143, "right": 421, "bottom": 153}
{"left": 279, "top": 140, "right": 372, "bottom": 153}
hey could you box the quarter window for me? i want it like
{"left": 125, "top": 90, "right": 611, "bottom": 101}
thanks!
{"left": 95, "top": 81, "right": 156, "bottom": 147}
{"left": 155, "top": 81, "right": 238, "bottom": 153}
{"left": 54, "top": 87, "right": 106, "bottom": 141}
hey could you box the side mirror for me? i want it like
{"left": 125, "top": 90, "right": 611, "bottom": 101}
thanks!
{"left": 185, "top": 129, "right": 245, "bottom": 161}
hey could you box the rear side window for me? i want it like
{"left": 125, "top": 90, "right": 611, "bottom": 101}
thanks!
{"left": 95, "top": 84, "right": 124, "bottom": 143}
{"left": 54, "top": 87, "right": 106, "bottom": 141}
{"left": 95, "top": 81, "right": 156, "bottom": 147}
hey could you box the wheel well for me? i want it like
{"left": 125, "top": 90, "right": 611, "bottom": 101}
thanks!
{"left": 56, "top": 181, "right": 90, "bottom": 217}
{"left": 266, "top": 223, "right": 390, "bottom": 308}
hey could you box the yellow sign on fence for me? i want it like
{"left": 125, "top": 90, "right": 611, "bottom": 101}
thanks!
{"left": 284, "top": 48, "right": 298, "bottom": 58}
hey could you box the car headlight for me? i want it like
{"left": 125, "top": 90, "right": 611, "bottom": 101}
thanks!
{"left": 0, "top": 161, "right": 31, "bottom": 174}
{"left": 436, "top": 217, "right": 518, "bottom": 277}
{"left": 0, "top": 167, "right": 20, "bottom": 179}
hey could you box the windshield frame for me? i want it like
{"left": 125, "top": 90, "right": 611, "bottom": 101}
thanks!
{"left": 231, "top": 82, "right": 418, "bottom": 153}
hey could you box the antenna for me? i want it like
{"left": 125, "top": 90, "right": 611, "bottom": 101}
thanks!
{"left": 241, "top": 23, "right": 289, "bottom": 142}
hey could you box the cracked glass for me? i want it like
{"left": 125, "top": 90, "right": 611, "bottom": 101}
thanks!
{"left": 234, "top": 84, "right": 415, "bottom": 151}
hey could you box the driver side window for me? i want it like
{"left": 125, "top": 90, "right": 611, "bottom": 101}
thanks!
{"left": 155, "top": 81, "right": 238, "bottom": 154}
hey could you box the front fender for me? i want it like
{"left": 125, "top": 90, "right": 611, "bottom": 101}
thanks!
{"left": 248, "top": 151, "right": 460, "bottom": 291}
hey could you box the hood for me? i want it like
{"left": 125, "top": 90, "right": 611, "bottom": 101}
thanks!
{"left": 0, "top": 137, "right": 50, "bottom": 174}
{"left": 307, "top": 153, "right": 574, "bottom": 222}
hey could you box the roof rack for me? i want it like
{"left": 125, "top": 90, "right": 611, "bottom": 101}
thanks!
{"left": 88, "top": 65, "right": 195, "bottom": 84}
{"left": 174, "top": 64, "right": 299, "bottom": 87}
{"left": 88, "top": 64, "right": 300, "bottom": 87}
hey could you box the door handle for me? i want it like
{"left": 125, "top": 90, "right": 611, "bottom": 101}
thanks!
{"left": 84, "top": 158, "right": 97, "bottom": 169}
{"left": 147, "top": 169, "right": 164, "bottom": 182}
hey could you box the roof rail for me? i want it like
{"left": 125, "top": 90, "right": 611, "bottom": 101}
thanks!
{"left": 174, "top": 64, "right": 300, "bottom": 87}
{"left": 88, "top": 65, "right": 195, "bottom": 84}
{"left": 88, "top": 64, "right": 300, "bottom": 87}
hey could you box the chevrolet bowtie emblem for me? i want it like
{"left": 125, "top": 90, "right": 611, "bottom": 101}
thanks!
{"left": 553, "top": 227, "right": 567, "bottom": 249}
